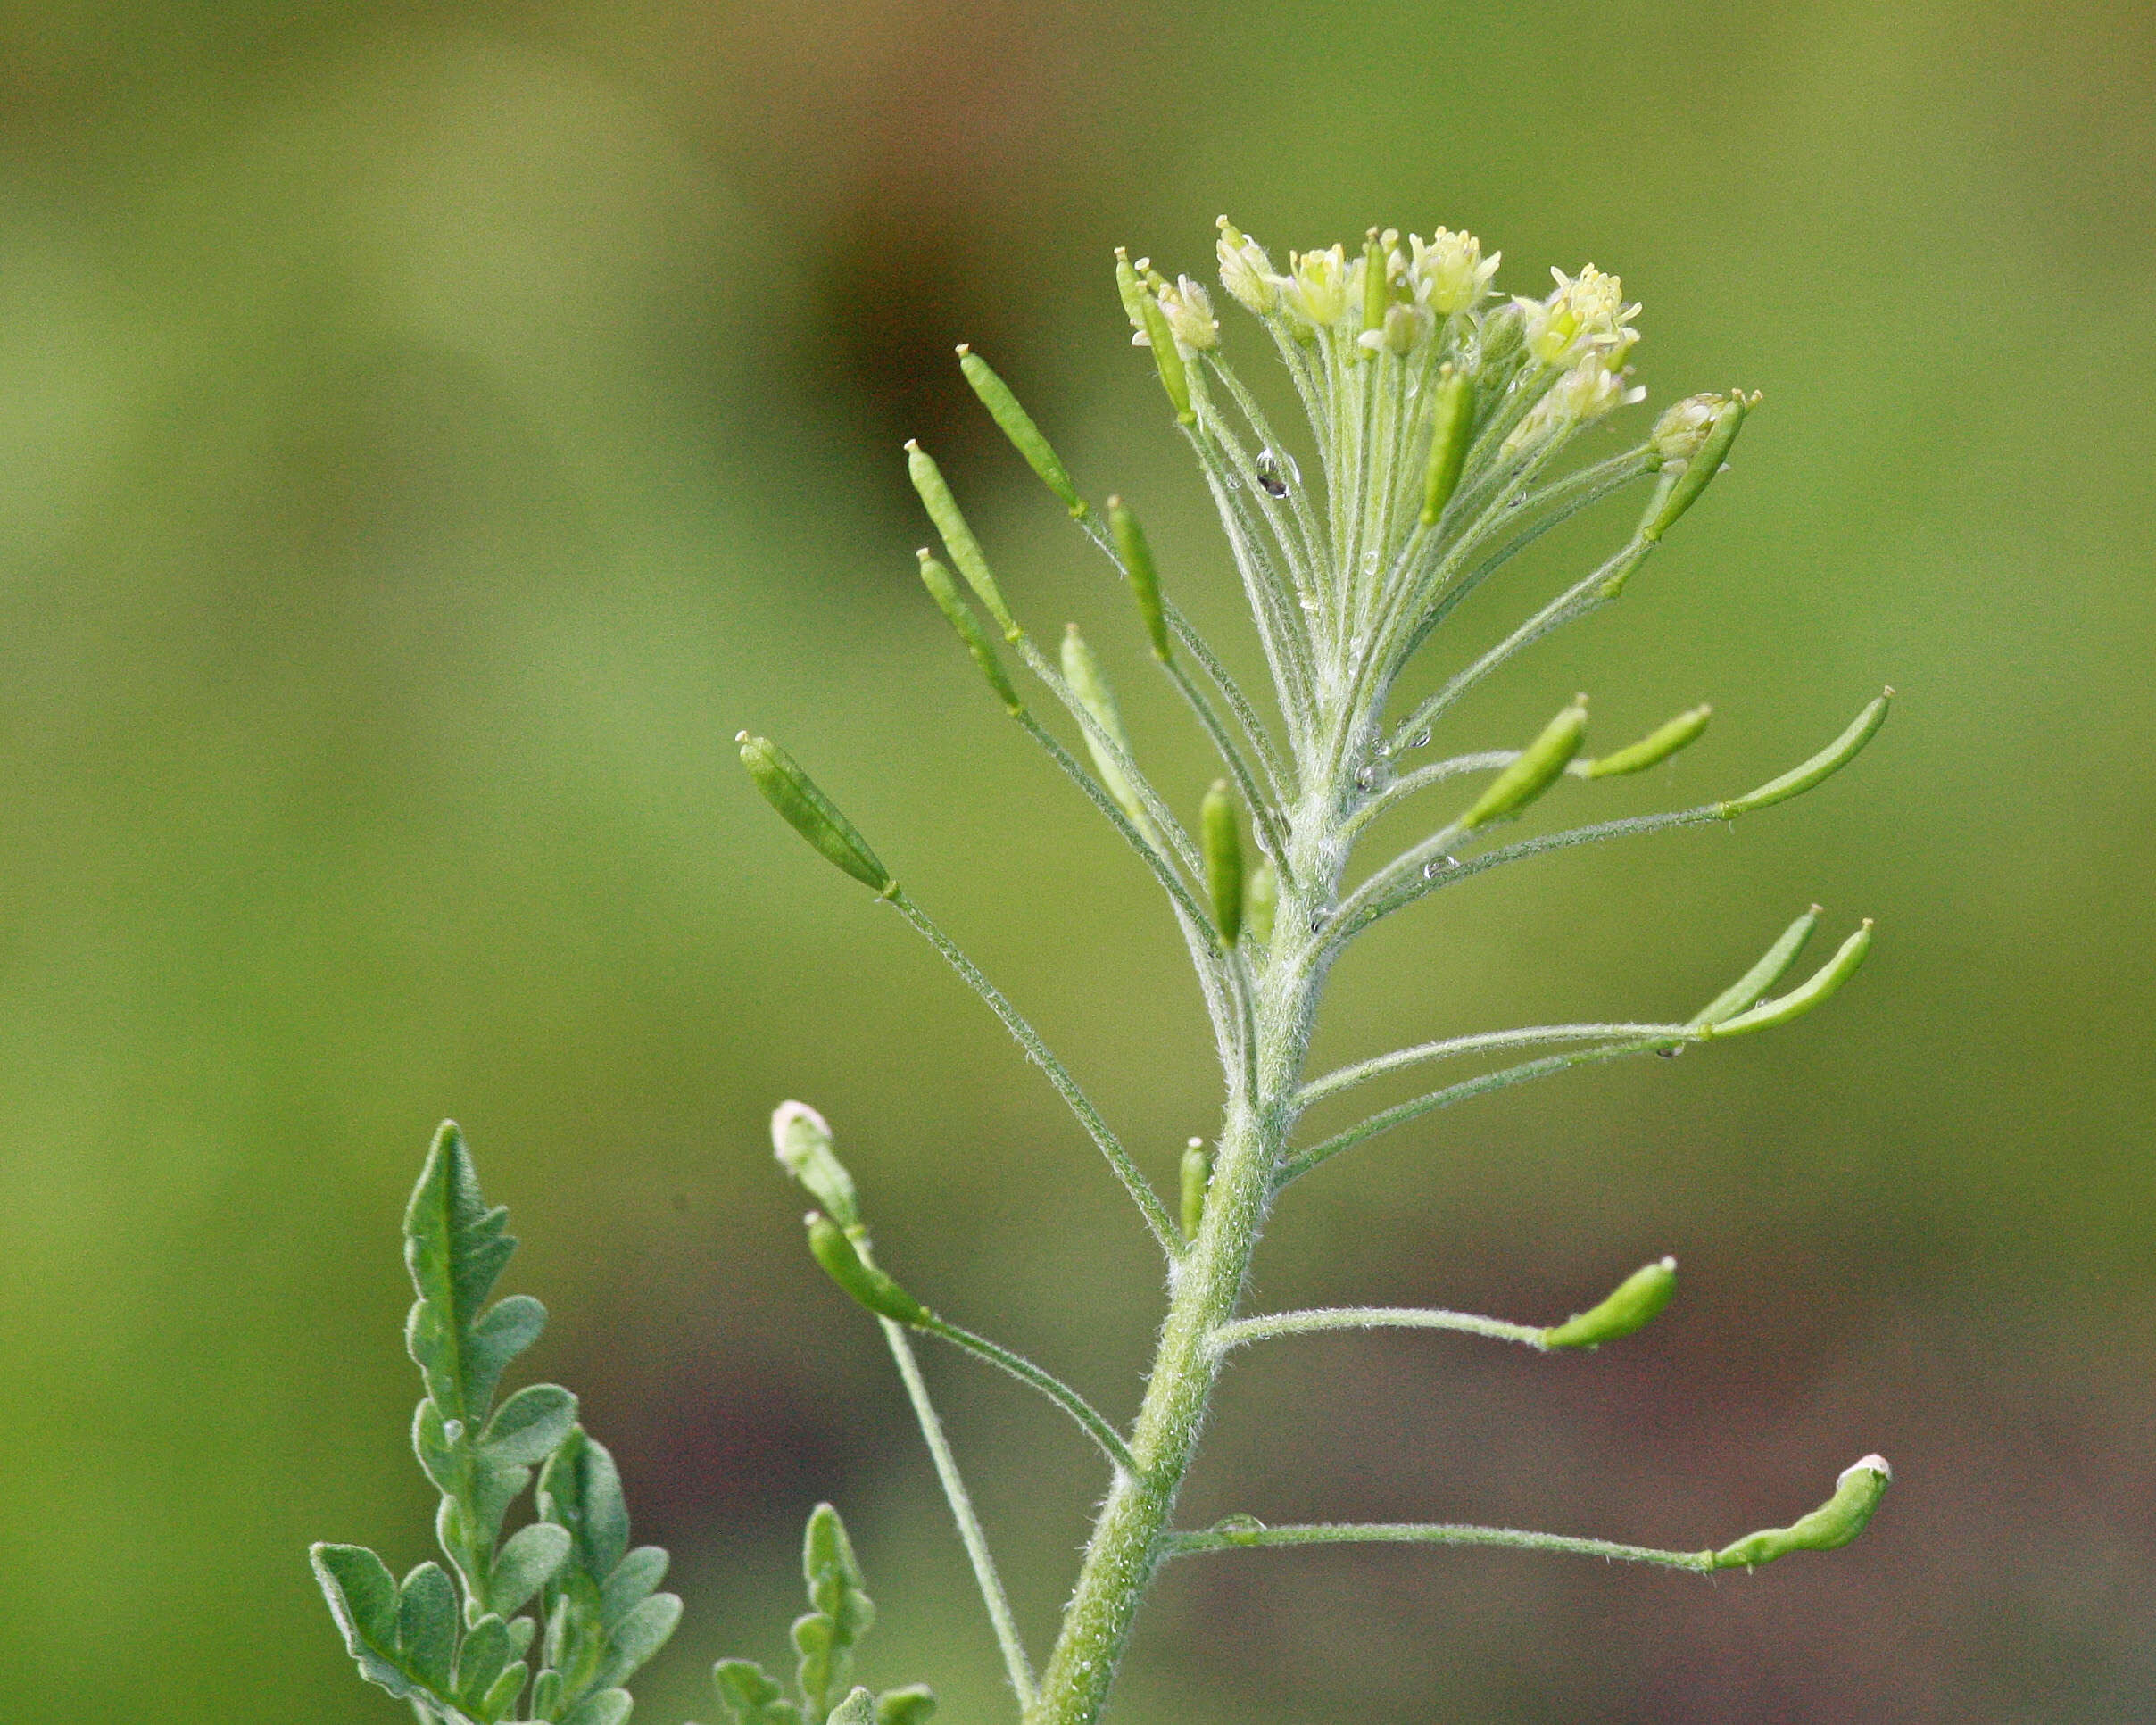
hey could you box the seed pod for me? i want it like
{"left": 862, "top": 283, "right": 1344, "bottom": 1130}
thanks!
{"left": 771, "top": 1101, "right": 858, "bottom": 1230}
{"left": 920, "top": 552, "right": 1022, "bottom": 715}
{"left": 1457, "top": 696, "right": 1588, "bottom": 830}
{"left": 1108, "top": 496, "right": 1172, "bottom": 663}
{"left": 1712, "top": 1455, "right": 1893, "bottom": 1570}
{"left": 739, "top": 734, "right": 893, "bottom": 894}
{"left": 806, "top": 1213, "right": 929, "bottom": 1327}
{"left": 1062, "top": 625, "right": 1158, "bottom": 845}
{"left": 1690, "top": 906, "right": 1820, "bottom": 1029}
{"left": 1703, "top": 921, "right": 1873, "bottom": 1038}
{"left": 1139, "top": 295, "right": 1195, "bottom": 424}
{"left": 1638, "top": 394, "right": 1750, "bottom": 542}
{"left": 1181, "top": 1140, "right": 1211, "bottom": 1244}
{"left": 958, "top": 344, "right": 1085, "bottom": 517}
{"left": 1419, "top": 369, "right": 1473, "bottom": 526}
{"left": 1541, "top": 1257, "right": 1678, "bottom": 1348}
{"left": 1114, "top": 247, "right": 1148, "bottom": 333}
{"left": 1201, "top": 781, "right": 1244, "bottom": 946}
{"left": 1581, "top": 704, "right": 1710, "bottom": 778}
{"left": 906, "top": 440, "right": 1019, "bottom": 640}
{"left": 1360, "top": 228, "right": 1388, "bottom": 344}
{"left": 1244, "top": 855, "right": 1278, "bottom": 948}
{"left": 1718, "top": 691, "right": 1891, "bottom": 817}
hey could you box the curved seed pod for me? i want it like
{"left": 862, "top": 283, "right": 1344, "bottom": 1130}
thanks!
{"left": 1639, "top": 394, "right": 1751, "bottom": 542}
{"left": 906, "top": 441, "right": 1019, "bottom": 640}
{"left": 1690, "top": 906, "right": 1820, "bottom": 1028}
{"left": 1244, "top": 855, "right": 1278, "bottom": 948}
{"left": 1113, "top": 247, "right": 1148, "bottom": 333}
{"left": 1712, "top": 1455, "right": 1892, "bottom": 1570}
{"left": 1181, "top": 1140, "right": 1211, "bottom": 1244}
{"left": 1704, "top": 921, "right": 1872, "bottom": 1038}
{"left": 1541, "top": 1256, "right": 1678, "bottom": 1348}
{"left": 958, "top": 344, "right": 1085, "bottom": 516}
{"left": 1581, "top": 704, "right": 1711, "bottom": 778}
{"left": 739, "top": 734, "right": 893, "bottom": 895}
{"left": 919, "top": 552, "right": 1022, "bottom": 715}
{"left": 1419, "top": 369, "right": 1474, "bottom": 526}
{"left": 772, "top": 1101, "right": 858, "bottom": 1231}
{"left": 1719, "top": 691, "right": 1891, "bottom": 817}
{"left": 1139, "top": 295, "right": 1195, "bottom": 424}
{"left": 806, "top": 1213, "right": 929, "bottom": 1327}
{"left": 1201, "top": 780, "right": 1244, "bottom": 946}
{"left": 1108, "top": 496, "right": 1172, "bottom": 663}
{"left": 1062, "top": 626, "right": 1158, "bottom": 844}
{"left": 1458, "top": 696, "right": 1588, "bottom": 831}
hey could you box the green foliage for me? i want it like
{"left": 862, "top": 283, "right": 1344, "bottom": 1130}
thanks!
{"left": 312, "top": 1124, "right": 678, "bottom": 1723}
{"left": 707, "top": 1503, "right": 934, "bottom": 1725}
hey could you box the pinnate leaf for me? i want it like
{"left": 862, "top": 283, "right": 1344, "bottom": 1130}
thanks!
{"left": 560, "top": 1688, "right": 634, "bottom": 1725}
{"left": 875, "top": 1686, "right": 936, "bottom": 1725}
{"left": 484, "top": 1383, "right": 580, "bottom": 1465}
{"left": 712, "top": 1658, "right": 804, "bottom": 1725}
{"left": 491, "top": 1522, "right": 572, "bottom": 1618}
{"left": 826, "top": 1689, "right": 877, "bottom": 1725}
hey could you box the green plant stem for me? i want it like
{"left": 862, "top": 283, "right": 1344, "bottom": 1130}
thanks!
{"left": 921, "top": 1316, "right": 1139, "bottom": 1477}
{"left": 1208, "top": 1305, "right": 1549, "bottom": 1354}
{"left": 1157, "top": 1521, "right": 1713, "bottom": 1572}
{"left": 880, "top": 1317, "right": 1038, "bottom": 1708}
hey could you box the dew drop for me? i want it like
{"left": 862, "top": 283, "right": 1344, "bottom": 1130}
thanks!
{"left": 1414, "top": 730, "right": 1431, "bottom": 748}
{"left": 1355, "top": 766, "right": 1374, "bottom": 790}
{"left": 1225, "top": 473, "right": 1241, "bottom": 489}
{"left": 1361, "top": 549, "right": 1381, "bottom": 575}
{"left": 1422, "top": 855, "right": 1460, "bottom": 879}
{"left": 1655, "top": 1044, "right": 1686, "bottom": 1059}
{"left": 1256, "top": 448, "right": 1291, "bottom": 498}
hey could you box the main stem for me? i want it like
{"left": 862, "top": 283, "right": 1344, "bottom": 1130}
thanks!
{"left": 1025, "top": 786, "right": 1346, "bottom": 1725}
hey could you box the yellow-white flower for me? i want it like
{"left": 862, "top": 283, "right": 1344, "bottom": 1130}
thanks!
{"left": 1215, "top": 219, "right": 1281, "bottom": 316}
{"left": 1505, "top": 359, "right": 1643, "bottom": 452}
{"left": 1285, "top": 245, "right": 1350, "bottom": 328}
{"left": 1518, "top": 264, "right": 1640, "bottom": 369}
{"left": 1159, "top": 276, "right": 1220, "bottom": 351}
{"left": 1407, "top": 228, "right": 1501, "bottom": 317}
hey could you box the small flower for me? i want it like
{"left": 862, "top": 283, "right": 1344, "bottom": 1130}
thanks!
{"left": 1407, "top": 228, "right": 1502, "bottom": 317}
{"left": 1505, "top": 359, "right": 1641, "bottom": 452}
{"left": 1159, "top": 275, "right": 1220, "bottom": 351}
{"left": 1285, "top": 245, "right": 1350, "bottom": 328}
{"left": 1517, "top": 264, "right": 1640, "bottom": 369}
{"left": 1650, "top": 394, "right": 1723, "bottom": 468}
{"left": 1216, "top": 218, "right": 1281, "bottom": 315}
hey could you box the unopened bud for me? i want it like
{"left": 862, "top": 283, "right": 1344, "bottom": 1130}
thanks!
{"left": 1712, "top": 1455, "right": 1892, "bottom": 1570}
{"left": 739, "top": 734, "right": 893, "bottom": 895}
{"left": 806, "top": 1213, "right": 929, "bottom": 1327}
{"left": 1160, "top": 276, "right": 1220, "bottom": 352}
{"left": 771, "top": 1101, "right": 858, "bottom": 1230}
{"left": 1215, "top": 216, "right": 1279, "bottom": 315}
{"left": 1114, "top": 247, "right": 1148, "bottom": 334}
{"left": 1201, "top": 779, "right": 1245, "bottom": 947}
{"left": 1108, "top": 495, "right": 1172, "bottom": 663}
{"left": 1541, "top": 1256, "right": 1677, "bottom": 1348}
{"left": 1457, "top": 696, "right": 1588, "bottom": 830}
{"left": 958, "top": 344, "right": 1084, "bottom": 516}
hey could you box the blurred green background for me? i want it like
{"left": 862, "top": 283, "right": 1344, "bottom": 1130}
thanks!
{"left": 2, "top": 2, "right": 2151, "bottom": 1720}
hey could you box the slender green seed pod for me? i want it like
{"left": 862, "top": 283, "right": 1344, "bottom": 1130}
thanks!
{"left": 1244, "top": 855, "right": 1278, "bottom": 948}
{"left": 1581, "top": 704, "right": 1711, "bottom": 778}
{"left": 1639, "top": 395, "right": 1750, "bottom": 542}
{"left": 1139, "top": 295, "right": 1195, "bottom": 424}
{"left": 1704, "top": 921, "right": 1873, "bottom": 1038}
{"left": 1712, "top": 1455, "right": 1893, "bottom": 1570}
{"left": 920, "top": 551, "right": 1022, "bottom": 715}
{"left": 1201, "top": 779, "right": 1244, "bottom": 946}
{"left": 1061, "top": 625, "right": 1158, "bottom": 844}
{"left": 1360, "top": 228, "right": 1387, "bottom": 345}
{"left": 1458, "top": 696, "right": 1588, "bottom": 831}
{"left": 1419, "top": 369, "right": 1474, "bottom": 526}
{"left": 805, "top": 1212, "right": 929, "bottom": 1327}
{"left": 771, "top": 1100, "right": 858, "bottom": 1230}
{"left": 906, "top": 440, "right": 1019, "bottom": 640}
{"left": 1718, "top": 691, "right": 1892, "bottom": 817}
{"left": 1690, "top": 906, "right": 1820, "bottom": 1028}
{"left": 1114, "top": 246, "right": 1148, "bottom": 333}
{"left": 1541, "top": 1256, "right": 1678, "bottom": 1349}
{"left": 1108, "top": 495, "right": 1172, "bottom": 663}
{"left": 1181, "top": 1139, "right": 1211, "bottom": 1244}
{"left": 739, "top": 733, "right": 894, "bottom": 894}
{"left": 957, "top": 344, "right": 1085, "bottom": 517}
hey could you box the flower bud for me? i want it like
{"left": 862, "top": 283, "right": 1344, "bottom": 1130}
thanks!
{"left": 1108, "top": 495, "right": 1172, "bottom": 663}
{"left": 739, "top": 734, "right": 893, "bottom": 894}
{"left": 907, "top": 440, "right": 1019, "bottom": 639}
{"left": 1201, "top": 779, "right": 1244, "bottom": 946}
{"left": 806, "top": 1212, "right": 929, "bottom": 1327}
{"left": 1286, "top": 245, "right": 1349, "bottom": 328}
{"left": 1114, "top": 246, "right": 1148, "bottom": 334}
{"left": 1159, "top": 276, "right": 1219, "bottom": 352}
{"left": 1457, "top": 695, "right": 1588, "bottom": 830}
{"left": 1419, "top": 369, "right": 1473, "bottom": 526}
{"left": 957, "top": 344, "right": 1084, "bottom": 516}
{"left": 1215, "top": 216, "right": 1279, "bottom": 315}
{"left": 919, "top": 551, "right": 1022, "bottom": 715}
{"left": 1647, "top": 394, "right": 1722, "bottom": 468}
{"left": 1712, "top": 1455, "right": 1892, "bottom": 1570}
{"left": 1541, "top": 1257, "right": 1677, "bottom": 1348}
{"left": 772, "top": 1101, "right": 858, "bottom": 1230}
{"left": 1580, "top": 704, "right": 1710, "bottom": 778}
